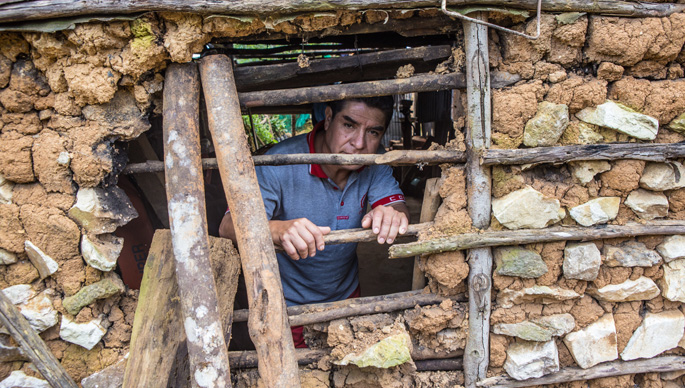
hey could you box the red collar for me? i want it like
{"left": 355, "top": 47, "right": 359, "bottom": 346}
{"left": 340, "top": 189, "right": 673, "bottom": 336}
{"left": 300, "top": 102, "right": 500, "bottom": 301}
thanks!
{"left": 307, "top": 121, "right": 328, "bottom": 178}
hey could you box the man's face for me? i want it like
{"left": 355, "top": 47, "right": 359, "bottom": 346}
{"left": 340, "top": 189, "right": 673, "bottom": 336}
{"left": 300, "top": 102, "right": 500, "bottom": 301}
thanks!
{"left": 322, "top": 101, "right": 386, "bottom": 170}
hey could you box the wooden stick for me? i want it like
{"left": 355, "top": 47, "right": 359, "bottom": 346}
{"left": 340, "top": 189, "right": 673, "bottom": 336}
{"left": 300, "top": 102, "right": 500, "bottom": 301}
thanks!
{"left": 199, "top": 54, "right": 301, "bottom": 388}
{"left": 234, "top": 45, "right": 452, "bottom": 92}
{"left": 415, "top": 358, "right": 463, "bottom": 371}
{"left": 389, "top": 221, "right": 685, "bottom": 259}
{"left": 462, "top": 13, "right": 493, "bottom": 388}
{"left": 477, "top": 355, "right": 685, "bottom": 387}
{"left": 232, "top": 290, "right": 466, "bottom": 326}
{"left": 0, "top": 0, "right": 682, "bottom": 24}
{"left": 239, "top": 71, "right": 520, "bottom": 108}
{"left": 122, "top": 150, "right": 467, "bottom": 174}
{"left": 321, "top": 222, "right": 427, "bottom": 246}
{"left": 412, "top": 178, "right": 442, "bottom": 290}
{"left": 0, "top": 291, "right": 78, "bottom": 387}
{"left": 162, "top": 62, "right": 231, "bottom": 388}
{"left": 482, "top": 143, "right": 685, "bottom": 166}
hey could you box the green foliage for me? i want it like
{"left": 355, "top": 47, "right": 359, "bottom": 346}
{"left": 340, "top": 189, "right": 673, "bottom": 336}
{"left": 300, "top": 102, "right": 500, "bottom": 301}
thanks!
{"left": 243, "top": 113, "right": 313, "bottom": 149}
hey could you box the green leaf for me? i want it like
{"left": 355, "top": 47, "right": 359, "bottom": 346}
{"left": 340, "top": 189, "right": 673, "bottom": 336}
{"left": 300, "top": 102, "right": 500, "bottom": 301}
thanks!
{"left": 555, "top": 12, "right": 586, "bottom": 25}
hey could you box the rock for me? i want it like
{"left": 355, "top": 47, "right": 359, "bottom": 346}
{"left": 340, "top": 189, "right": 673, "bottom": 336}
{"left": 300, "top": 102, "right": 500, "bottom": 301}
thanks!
{"left": 640, "top": 162, "right": 685, "bottom": 191}
{"left": 603, "top": 241, "right": 662, "bottom": 267}
{"left": 563, "top": 313, "right": 618, "bottom": 369}
{"left": 492, "top": 186, "right": 565, "bottom": 229}
{"left": 569, "top": 197, "right": 620, "bottom": 226}
{"left": 494, "top": 314, "right": 575, "bottom": 342}
{"left": 523, "top": 102, "right": 569, "bottom": 147}
{"left": 2, "top": 284, "right": 36, "bottom": 305}
{"left": 0, "top": 336, "right": 25, "bottom": 362}
{"left": 24, "top": 240, "right": 58, "bottom": 279}
{"left": 0, "top": 286, "right": 57, "bottom": 334}
{"left": 497, "top": 286, "right": 581, "bottom": 308}
{"left": 569, "top": 161, "right": 611, "bottom": 184}
{"left": 494, "top": 246, "right": 548, "bottom": 278}
{"left": 563, "top": 242, "right": 601, "bottom": 281}
{"left": 81, "top": 233, "right": 123, "bottom": 272}
{"left": 657, "top": 235, "right": 685, "bottom": 263}
{"left": 81, "top": 353, "right": 128, "bottom": 388}
{"left": 624, "top": 189, "right": 669, "bottom": 220}
{"left": 504, "top": 340, "right": 559, "bottom": 380}
{"left": 588, "top": 276, "right": 660, "bottom": 302}
{"left": 621, "top": 310, "right": 685, "bottom": 361}
{"left": 62, "top": 276, "right": 125, "bottom": 316}
{"left": 576, "top": 100, "right": 658, "bottom": 140}
{"left": 0, "top": 248, "right": 17, "bottom": 265}
{"left": 59, "top": 315, "right": 106, "bottom": 350}
{"left": 336, "top": 332, "right": 412, "bottom": 368}
{"left": 661, "top": 259, "right": 685, "bottom": 302}
{"left": 81, "top": 90, "right": 150, "bottom": 141}
{"left": 0, "top": 174, "right": 13, "bottom": 204}
{"left": 668, "top": 112, "right": 685, "bottom": 134}
{"left": 0, "top": 371, "right": 49, "bottom": 388}
{"left": 68, "top": 186, "right": 138, "bottom": 234}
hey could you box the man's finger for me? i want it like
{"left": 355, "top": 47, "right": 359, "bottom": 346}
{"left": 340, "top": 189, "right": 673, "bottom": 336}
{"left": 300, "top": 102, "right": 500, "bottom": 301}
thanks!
{"left": 304, "top": 222, "right": 326, "bottom": 252}
{"left": 361, "top": 214, "right": 372, "bottom": 229}
{"left": 295, "top": 222, "right": 318, "bottom": 258}
{"left": 281, "top": 239, "right": 301, "bottom": 261}
{"left": 376, "top": 209, "right": 393, "bottom": 244}
{"left": 386, "top": 215, "right": 401, "bottom": 244}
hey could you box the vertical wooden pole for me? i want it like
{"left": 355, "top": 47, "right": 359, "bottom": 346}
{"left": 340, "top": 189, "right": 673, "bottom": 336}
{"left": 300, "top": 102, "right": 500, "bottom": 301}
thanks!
{"left": 411, "top": 177, "right": 442, "bottom": 290}
{"left": 199, "top": 54, "right": 301, "bottom": 388}
{"left": 163, "top": 62, "right": 231, "bottom": 388}
{"left": 463, "top": 13, "right": 493, "bottom": 388}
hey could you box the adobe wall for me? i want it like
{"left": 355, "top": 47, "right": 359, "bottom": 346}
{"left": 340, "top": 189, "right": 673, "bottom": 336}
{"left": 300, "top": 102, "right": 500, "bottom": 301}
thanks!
{"left": 0, "top": 7, "right": 683, "bottom": 388}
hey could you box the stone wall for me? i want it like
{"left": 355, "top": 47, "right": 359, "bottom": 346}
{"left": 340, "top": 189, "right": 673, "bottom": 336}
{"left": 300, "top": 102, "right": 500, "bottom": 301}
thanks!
{"left": 0, "top": 7, "right": 684, "bottom": 388}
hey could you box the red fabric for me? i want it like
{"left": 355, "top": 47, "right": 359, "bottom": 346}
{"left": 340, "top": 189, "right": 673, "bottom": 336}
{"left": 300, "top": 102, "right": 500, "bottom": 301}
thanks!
{"left": 371, "top": 194, "right": 406, "bottom": 208}
{"left": 291, "top": 285, "right": 362, "bottom": 348}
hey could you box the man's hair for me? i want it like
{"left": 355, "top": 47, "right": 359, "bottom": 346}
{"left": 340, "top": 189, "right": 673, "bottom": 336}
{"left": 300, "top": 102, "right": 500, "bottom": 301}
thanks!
{"left": 328, "top": 96, "right": 395, "bottom": 129}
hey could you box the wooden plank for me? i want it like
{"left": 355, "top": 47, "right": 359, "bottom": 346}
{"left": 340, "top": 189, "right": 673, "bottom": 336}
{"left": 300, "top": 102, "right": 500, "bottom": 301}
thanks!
{"left": 478, "top": 356, "right": 685, "bottom": 387}
{"left": 389, "top": 220, "right": 685, "bottom": 259}
{"left": 162, "top": 62, "right": 231, "bottom": 388}
{"left": 199, "top": 54, "right": 301, "bottom": 388}
{"left": 122, "top": 230, "right": 241, "bottom": 388}
{"left": 412, "top": 177, "right": 441, "bottom": 290}
{"left": 0, "top": 0, "right": 683, "bottom": 24}
{"left": 0, "top": 290, "right": 78, "bottom": 388}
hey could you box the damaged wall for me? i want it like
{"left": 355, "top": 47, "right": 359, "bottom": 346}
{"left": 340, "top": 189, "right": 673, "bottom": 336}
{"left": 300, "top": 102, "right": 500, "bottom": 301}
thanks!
{"left": 0, "top": 5, "right": 684, "bottom": 388}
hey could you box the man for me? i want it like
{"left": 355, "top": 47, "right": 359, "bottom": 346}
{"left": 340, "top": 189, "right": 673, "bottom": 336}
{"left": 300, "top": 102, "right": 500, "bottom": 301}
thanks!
{"left": 219, "top": 96, "right": 409, "bottom": 345}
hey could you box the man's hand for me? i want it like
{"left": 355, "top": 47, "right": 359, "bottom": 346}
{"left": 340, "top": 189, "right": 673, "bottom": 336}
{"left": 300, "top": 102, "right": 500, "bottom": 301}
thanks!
{"left": 270, "top": 219, "right": 331, "bottom": 261}
{"left": 361, "top": 203, "right": 409, "bottom": 244}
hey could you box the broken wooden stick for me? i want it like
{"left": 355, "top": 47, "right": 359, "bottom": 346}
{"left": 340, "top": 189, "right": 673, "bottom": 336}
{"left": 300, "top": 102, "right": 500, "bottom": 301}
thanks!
{"left": 477, "top": 355, "right": 685, "bottom": 387}
{"left": 412, "top": 177, "right": 442, "bottom": 290}
{"left": 161, "top": 62, "right": 231, "bottom": 388}
{"left": 232, "top": 289, "right": 466, "bottom": 326}
{"left": 389, "top": 221, "right": 685, "bottom": 259}
{"left": 199, "top": 54, "right": 301, "bottom": 388}
{"left": 0, "top": 290, "right": 78, "bottom": 388}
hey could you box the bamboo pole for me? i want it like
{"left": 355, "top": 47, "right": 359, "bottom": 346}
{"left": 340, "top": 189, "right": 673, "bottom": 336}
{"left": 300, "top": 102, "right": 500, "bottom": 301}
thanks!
{"left": 389, "top": 221, "right": 685, "bottom": 259}
{"left": 0, "top": 0, "right": 683, "bottom": 24}
{"left": 412, "top": 178, "right": 442, "bottom": 290}
{"left": 199, "top": 54, "right": 301, "bottom": 388}
{"left": 0, "top": 291, "right": 78, "bottom": 388}
{"left": 162, "top": 62, "right": 231, "bottom": 388}
{"left": 462, "top": 13, "right": 493, "bottom": 388}
{"left": 478, "top": 356, "right": 685, "bottom": 387}
{"left": 232, "top": 289, "right": 466, "bottom": 326}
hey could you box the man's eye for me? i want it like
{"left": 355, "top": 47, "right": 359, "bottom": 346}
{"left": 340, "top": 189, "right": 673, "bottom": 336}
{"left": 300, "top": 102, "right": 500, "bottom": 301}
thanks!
{"left": 369, "top": 130, "right": 380, "bottom": 137}
{"left": 344, "top": 123, "right": 354, "bottom": 128}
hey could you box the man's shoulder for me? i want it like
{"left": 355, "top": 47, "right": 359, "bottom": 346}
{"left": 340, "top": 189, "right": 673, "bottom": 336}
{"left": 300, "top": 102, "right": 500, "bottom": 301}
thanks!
{"left": 265, "top": 133, "right": 309, "bottom": 155}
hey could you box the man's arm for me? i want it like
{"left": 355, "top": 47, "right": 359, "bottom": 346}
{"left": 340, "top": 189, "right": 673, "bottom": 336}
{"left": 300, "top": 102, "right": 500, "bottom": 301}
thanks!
{"left": 219, "top": 212, "right": 330, "bottom": 261}
{"left": 361, "top": 202, "right": 410, "bottom": 244}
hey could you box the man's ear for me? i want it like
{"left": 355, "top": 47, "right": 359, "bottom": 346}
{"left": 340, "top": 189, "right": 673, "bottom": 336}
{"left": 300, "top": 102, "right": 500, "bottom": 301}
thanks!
{"left": 324, "top": 106, "right": 333, "bottom": 130}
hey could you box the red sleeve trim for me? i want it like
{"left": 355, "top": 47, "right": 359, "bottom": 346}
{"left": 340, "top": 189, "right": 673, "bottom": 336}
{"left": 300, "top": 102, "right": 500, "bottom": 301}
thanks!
{"left": 371, "top": 194, "right": 405, "bottom": 209}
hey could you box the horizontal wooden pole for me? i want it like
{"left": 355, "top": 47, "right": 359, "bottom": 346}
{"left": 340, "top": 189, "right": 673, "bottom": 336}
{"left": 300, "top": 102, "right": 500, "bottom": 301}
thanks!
{"left": 482, "top": 143, "right": 685, "bottom": 166}
{"left": 228, "top": 348, "right": 462, "bottom": 370}
{"left": 233, "top": 289, "right": 466, "bottom": 326}
{"left": 0, "top": 0, "right": 682, "bottom": 24}
{"left": 478, "top": 355, "right": 685, "bottom": 387}
{"left": 389, "top": 221, "right": 685, "bottom": 259}
{"left": 239, "top": 71, "right": 519, "bottom": 108}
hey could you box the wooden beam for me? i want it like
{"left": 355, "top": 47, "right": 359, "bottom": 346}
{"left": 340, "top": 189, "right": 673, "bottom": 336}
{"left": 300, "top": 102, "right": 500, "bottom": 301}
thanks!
{"left": 0, "top": 0, "right": 683, "bottom": 24}
{"left": 232, "top": 289, "right": 466, "bottom": 326}
{"left": 462, "top": 13, "right": 492, "bottom": 388}
{"left": 412, "top": 177, "right": 441, "bottom": 290}
{"left": 127, "top": 135, "right": 169, "bottom": 228}
{"left": 199, "top": 54, "right": 301, "bottom": 388}
{"left": 482, "top": 143, "right": 685, "bottom": 166}
{"left": 161, "top": 62, "right": 231, "bottom": 388}
{"left": 478, "top": 356, "right": 685, "bottom": 388}
{"left": 389, "top": 220, "right": 685, "bottom": 259}
{"left": 320, "top": 221, "right": 426, "bottom": 246}
{"left": 122, "top": 230, "right": 241, "bottom": 388}
{"left": 0, "top": 290, "right": 78, "bottom": 388}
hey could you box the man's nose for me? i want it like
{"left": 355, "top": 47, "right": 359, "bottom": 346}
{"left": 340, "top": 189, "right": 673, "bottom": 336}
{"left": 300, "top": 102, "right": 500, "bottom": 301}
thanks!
{"left": 350, "top": 129, "right": 365, "bottom": 149}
